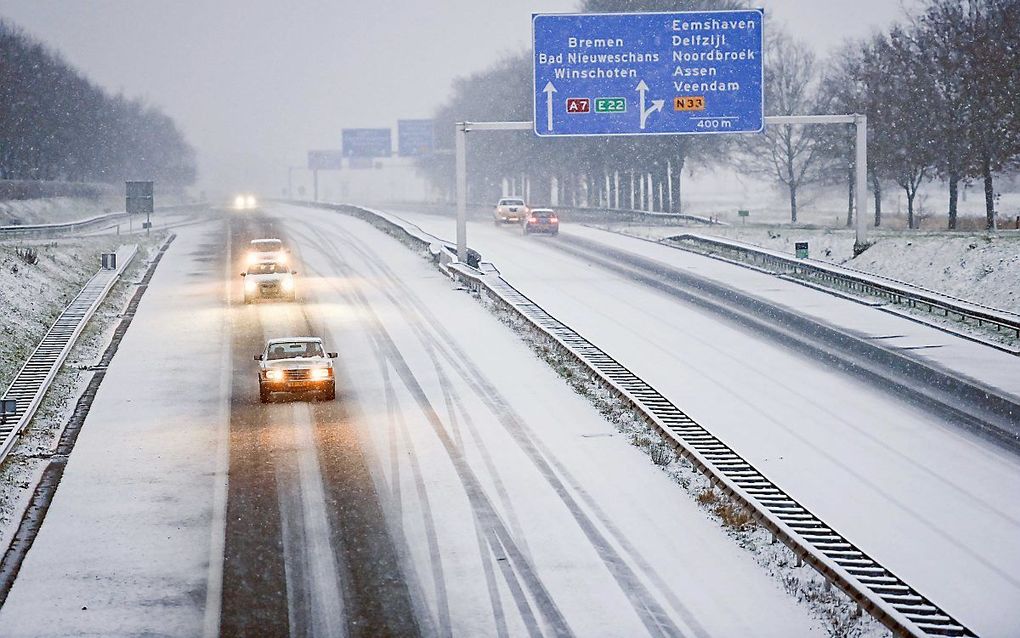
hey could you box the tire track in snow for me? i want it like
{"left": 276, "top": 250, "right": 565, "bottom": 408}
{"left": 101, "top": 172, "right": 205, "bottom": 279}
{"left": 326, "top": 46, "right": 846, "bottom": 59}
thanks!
{"left": 294, "top": 233, "right": 572, "bottom": 637}
{"left": 303, "top": 217, "right": 699, "bottom": 638}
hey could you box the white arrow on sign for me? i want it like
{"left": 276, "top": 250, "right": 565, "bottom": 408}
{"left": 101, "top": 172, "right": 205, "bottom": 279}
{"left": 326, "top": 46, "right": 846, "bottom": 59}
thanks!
{"left": 543, "top": 81, "right": 557, "bottom": 132}
{"left": 636, "top": 80, "right": 664, "bottom": 130}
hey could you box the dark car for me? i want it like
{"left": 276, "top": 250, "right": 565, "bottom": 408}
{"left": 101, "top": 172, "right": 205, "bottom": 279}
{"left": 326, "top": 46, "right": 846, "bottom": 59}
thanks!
{"left": 523, "top": 208, "right": 559, "bottom": 235}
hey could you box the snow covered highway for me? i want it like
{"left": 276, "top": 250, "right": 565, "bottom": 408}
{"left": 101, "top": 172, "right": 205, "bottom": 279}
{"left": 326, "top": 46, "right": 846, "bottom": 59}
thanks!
{"left": 372, "top": 204, "right": 1020, "bottom": 638}
{"left": 0, "top": 205, "right": 831, "bottom": 636}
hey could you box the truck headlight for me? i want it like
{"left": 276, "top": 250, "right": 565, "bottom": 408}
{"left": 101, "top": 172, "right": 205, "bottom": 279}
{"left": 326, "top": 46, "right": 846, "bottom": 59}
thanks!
{"left": 234, "top": 195, "right": 246, "bottom": 210}
{"left": 281, "top": 276, "right": 294, "bottom": 292}
{"left": 245, "top": 195, "right": 257, "bottom": 209}
{"left": 244, "top": 278, "right": 257, "bottom": 292}
{"left": 310, "top": 367, "right": 330, "bottom": 381}
{"left": 266, "top": 369, "right": 283, "bottom": 381}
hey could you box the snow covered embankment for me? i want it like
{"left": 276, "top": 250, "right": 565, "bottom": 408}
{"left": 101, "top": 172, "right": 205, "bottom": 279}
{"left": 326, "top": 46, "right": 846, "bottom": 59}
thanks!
{"left": 0, "top": 236, "right": 161, "bottom": 556}
{"left": 610, "top": 224, "right": 1019, "bottom": 314}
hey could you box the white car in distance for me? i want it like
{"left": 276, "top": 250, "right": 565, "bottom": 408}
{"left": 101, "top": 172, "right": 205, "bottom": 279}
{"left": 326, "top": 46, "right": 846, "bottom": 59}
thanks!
{"left": 242, "top": 260, "right": 297, "bottom": 303}
{"left": 494, "top": 197, "right": 528, "bottom": 225}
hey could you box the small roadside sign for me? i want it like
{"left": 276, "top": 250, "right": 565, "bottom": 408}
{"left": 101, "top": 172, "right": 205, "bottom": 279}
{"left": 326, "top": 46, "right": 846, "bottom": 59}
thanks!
{"left": 795, "top": 241, "right": 809, "bottom": 259}
{"left": 532, "top": 10, "right": 764, "bottom": 137}
{"left": 125, "top": 181, "right": 154, "bottom": 214}
{"left": 0, "top": 399, "right": 15, "bottom": 424}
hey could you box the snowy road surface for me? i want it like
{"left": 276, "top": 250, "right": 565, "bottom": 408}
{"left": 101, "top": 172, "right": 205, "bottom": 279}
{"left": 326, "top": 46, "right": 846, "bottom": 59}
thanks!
{"left": 379, "top": 205, "right": 1020, "bottom": 638}
{"left": 0, "top": 206, "right": 824, "bottom": 636}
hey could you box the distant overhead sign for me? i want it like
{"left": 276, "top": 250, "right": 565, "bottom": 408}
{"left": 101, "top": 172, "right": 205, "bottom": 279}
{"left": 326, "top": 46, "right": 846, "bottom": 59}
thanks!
{"left": 397, "top": 119, "right": 435, "bottom": 157}
{"left": 307, "top": 150, "right": 344, "bottom": 170}
{"left": 532, "top": 10, "right": 764, "bottom": 136}
{"left": 342, "top": 128, "right": 392, "bottom": 158}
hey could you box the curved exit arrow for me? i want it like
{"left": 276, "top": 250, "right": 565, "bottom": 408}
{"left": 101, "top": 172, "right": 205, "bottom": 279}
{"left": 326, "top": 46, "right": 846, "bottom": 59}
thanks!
{"left": 636, "top": 80, "right": 664, "bottom": 130}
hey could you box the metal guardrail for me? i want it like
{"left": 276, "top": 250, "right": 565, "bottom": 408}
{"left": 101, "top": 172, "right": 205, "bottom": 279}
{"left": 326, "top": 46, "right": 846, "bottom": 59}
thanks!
{"left": 0, "top": 203, "right": 206, "bottom": 239}
{"left": 446, "top": 264, "right": 975, "bottom": 638}
{"left": 299, "top": 200, "right": 977, "bottom": 638}
{"left": 0, "top": 246, "right": 137, "bottom": 464}
{"left": 668, "top": 233, "right": 1020, "bottom": 342}
{"left": 0, "top": 212, "right": 131, "bottom": 238}
{"left": 377, "top": 200, "right": 724, "bottom": 226}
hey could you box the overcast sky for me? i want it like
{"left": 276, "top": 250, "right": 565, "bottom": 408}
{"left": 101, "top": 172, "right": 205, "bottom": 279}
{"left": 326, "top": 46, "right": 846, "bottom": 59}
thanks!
{"left": 1, "top": 0, "right": 917, "bottom": 194}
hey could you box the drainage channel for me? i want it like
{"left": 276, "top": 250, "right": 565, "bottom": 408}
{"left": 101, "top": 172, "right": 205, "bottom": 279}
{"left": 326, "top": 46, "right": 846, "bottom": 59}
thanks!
{"left": 471, "top": 269, "right": 975, "bottom": 638}
{"left": 0, "top": 247, "right": 138, "bottom": 464}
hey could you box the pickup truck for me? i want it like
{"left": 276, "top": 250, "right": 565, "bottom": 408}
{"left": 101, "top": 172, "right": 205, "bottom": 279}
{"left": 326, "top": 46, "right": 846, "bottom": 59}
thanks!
{"left": 255, "top": 337, "right": 337, "bottom": 402}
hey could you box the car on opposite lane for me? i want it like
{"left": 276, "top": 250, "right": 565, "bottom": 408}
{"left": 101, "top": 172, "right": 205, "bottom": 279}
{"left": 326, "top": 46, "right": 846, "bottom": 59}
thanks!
{"left": 255, "top": 337, "right": 337, "bottom": 403}
{"left": 494, "top": 197, "right": 528, "bottom": 225}
{"left": 241, "top": 260, "right": 297, "bottom": 303}
{"left": 523, "top": 208, "right": 559, "bottom": 235}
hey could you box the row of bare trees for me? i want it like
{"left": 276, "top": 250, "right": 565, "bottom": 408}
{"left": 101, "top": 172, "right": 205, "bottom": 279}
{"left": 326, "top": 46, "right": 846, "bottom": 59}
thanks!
{"left": 421, "top": 0, "right": 1020, "bottom": 229}
{"left": 0, "top": 20, "right": 196, "bottom": 187}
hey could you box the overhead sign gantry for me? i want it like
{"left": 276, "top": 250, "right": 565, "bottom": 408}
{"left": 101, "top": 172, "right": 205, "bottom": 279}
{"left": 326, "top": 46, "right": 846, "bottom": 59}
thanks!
{"left": 532, "top": 10, "right": 764, "bottom": 136}
{"left": 454, "top": 10, "right": 868, "bottom": 263}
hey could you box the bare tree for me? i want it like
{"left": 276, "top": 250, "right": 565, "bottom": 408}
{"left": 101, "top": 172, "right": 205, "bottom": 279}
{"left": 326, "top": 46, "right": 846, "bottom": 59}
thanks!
{"left": 737, "top": 31, "right": 830, "bottom": 223}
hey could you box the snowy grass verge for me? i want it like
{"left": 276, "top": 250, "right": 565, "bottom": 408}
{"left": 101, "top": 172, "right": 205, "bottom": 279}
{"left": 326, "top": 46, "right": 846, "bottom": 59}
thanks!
{"left": 0, "top": 234, "right": 167, "bottom": 557}
{"left": 604, "top": 223, "right": 1019, "bottom": 315}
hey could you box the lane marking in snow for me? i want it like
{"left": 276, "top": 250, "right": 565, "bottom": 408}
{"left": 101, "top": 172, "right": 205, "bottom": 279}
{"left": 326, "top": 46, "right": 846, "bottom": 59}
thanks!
{"left": 202, "top": 220, "right": 231, "bottom": 638}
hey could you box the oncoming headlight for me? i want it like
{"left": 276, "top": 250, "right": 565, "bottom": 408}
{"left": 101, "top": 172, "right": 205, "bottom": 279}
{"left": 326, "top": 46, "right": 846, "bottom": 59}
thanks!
{"left": 266, "top": 369, "right": 283, "bottom": 381}
{"left": 245, "top": 195, "right": 257, "bottom": 209}
{"left": 310, "top": 367, "right": 330, "bottom": 381}
{"left": 281, "top": 275, "right": 294, "bottom": 292}
{"left": 244, "top": 278, "right": 257, "bottom": 292}
{"left": 234, "top": 195, "right": 246, "bottom": 210}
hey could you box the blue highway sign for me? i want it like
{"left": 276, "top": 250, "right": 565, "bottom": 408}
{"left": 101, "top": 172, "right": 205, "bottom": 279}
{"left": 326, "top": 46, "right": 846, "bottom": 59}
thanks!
{"left": 532, "top": 10, "right": 763, "bottom": 136}
{"left": 307, "top": 150, "right": 344, "bottom": 170}
{"left": 342, "top": 128, "right": 392, "bottom": 157}
{"left": 398, "top": 119, "right": 435, "bottom": 157}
